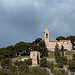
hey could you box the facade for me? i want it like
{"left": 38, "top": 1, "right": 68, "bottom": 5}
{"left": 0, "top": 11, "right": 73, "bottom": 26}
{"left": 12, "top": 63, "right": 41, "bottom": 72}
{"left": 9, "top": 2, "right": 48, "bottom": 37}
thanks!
{"left": 44, "top": 28, "right": 72, "bottom": 51}
{"left": 30, "top": 51, "right": 40, "bottom": 65}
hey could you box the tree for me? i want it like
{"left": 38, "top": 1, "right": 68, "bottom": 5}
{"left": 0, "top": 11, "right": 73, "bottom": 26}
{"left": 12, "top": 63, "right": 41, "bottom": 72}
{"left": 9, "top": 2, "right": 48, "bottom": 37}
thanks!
{"left": 55, "top": 43, "right": 60, "bottom": 59}
{"left": 19, "top": 65, "right": 29, "bottom": 73}
{"left": 39, "top": 41, "right": 48, "bottom": 58}
{"left": 58, "top": 63, "right": 64, "bottom": 68}
{"left": 10, "top": 65, "right": 17, "bottom": 73}
{"left": 1, "top": 58, "right": 12, "bottom": 69}
{"left": 47, "top": 62, "right": 54, "bottom": 69}
{"left": 68, "top": 55, "right": 75, "bottom": 72}
{"left": 56, "top": 56, "right": 68, "bottom": 65}
{"left": 6, "top": 45, "right": 16, "bottom": 58}
{"left": 68, "top": 60, "right": 75, "bottom": 72}
{"left": 33, "top": 38, "right": 42, "bottom": 45}
{"left": 61, "top": 45, "right": 64, "bottom": 56}
{"left": 71, "top": 73, "right": 74, "bottom": 75}
{"left": 40, "top": 58, "right": 47, "bottom": 67}
{"left": 56, "top": 36, "right": 67, "bottom": 41}
{"left": 53, "top": 69, "right": 68, "bottom": 75}
{"left": 14, "top": 59, "right": 32, "bottom": 67}
{"left": 15, "top": 41, "right": 31, "bottom": 56}
{"left": 29, "top": 67, "right": 50, "bottom": 75}
{"left": 24, "top": 59, "right": 32, "bottom": 65}
{"left": 0, "top": 68, "right": 11, "bottom": 75}
{"left": 67, "top": 36, "right": 75, "bottom": 45}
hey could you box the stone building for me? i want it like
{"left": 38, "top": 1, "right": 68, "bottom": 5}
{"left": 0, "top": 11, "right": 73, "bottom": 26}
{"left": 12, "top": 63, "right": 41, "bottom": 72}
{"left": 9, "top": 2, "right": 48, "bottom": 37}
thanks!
{"left": 44, "top": 27, "right": 72, "bottom": 51}
{"left": 30, "top": 51, "right": 40, "bottom": 65}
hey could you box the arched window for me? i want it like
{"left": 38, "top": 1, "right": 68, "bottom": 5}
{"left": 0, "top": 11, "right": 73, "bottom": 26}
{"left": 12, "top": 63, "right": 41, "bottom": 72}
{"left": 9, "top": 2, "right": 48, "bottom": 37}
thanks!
{"left": 46, "top": 34, "right": 48, "bottom": 38}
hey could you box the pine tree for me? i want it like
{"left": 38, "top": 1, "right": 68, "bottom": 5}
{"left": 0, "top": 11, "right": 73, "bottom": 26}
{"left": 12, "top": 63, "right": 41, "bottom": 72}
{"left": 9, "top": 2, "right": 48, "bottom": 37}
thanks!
{"left": 61, "top": 45, "right": 64, "bottom": 56}
{"left": 55, "top": 43, "right": 60, "bottom": 59}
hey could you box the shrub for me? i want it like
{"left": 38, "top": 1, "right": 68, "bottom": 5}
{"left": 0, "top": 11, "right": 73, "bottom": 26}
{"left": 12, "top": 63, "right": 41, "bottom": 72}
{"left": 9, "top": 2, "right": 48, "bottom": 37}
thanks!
{"left": 47, "top": 62, "right": 54, "bottom": 69}
{"left": 58, "top": 63, "right": 64, "bottom": 68}
{"left": 40, "top": 58, "right": 47, "bottom": 67}
{"left": 68, "top": 60, "right": 75, "bottom": 72}
{"left": 71, "top": 73, "right": 74, "bottom": 75}
{"left": 1, "top": 58, "right": 12, "bottom": 69}
{"left": 53, "top": 69, "right": 68, "bottom": 75}
{"left": 56, "top": 56, "right": 68, "bottom": 65}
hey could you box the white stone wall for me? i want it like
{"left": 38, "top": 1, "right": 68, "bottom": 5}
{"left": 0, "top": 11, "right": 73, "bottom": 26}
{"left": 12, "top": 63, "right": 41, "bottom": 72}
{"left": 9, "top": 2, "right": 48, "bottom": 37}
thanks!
{"left": 45, "top": 40, "right": 72, "bottom": 51}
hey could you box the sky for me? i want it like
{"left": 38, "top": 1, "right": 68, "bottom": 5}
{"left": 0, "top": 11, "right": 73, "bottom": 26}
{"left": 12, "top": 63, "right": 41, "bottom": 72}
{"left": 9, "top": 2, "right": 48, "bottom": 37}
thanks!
{"left": 0, "top": 0, "right": 75, "bottom": 48}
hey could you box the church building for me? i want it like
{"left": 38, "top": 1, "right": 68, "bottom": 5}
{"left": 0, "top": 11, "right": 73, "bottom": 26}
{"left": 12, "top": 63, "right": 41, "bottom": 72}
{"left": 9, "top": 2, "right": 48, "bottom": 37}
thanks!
{"left": 44, "top": 27, "right": 72, "bottom": 51}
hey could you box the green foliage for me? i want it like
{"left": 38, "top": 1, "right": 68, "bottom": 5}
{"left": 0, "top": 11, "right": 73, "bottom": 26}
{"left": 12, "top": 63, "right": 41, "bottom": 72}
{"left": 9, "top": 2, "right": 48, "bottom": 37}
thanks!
{"left": 73, "top": 54, "right": 75, "bottom": 58}
{"left": 15, "top": 41, "right": 30, "bottom": 55}
{"left": 24, "top": 59, "right": 32, "bottom": 65}
{"left": 56, "top": 56, "right": 68, "bottom": 65}
{"left": 0, "top": 66, "right": 50, "bottom": 75}
{"left": 39, "top": 41, "right": 48, "bottom": 57}
{"left": 33, "top": 38, "right": 42, "bottom": 44}
{"left": 10, "top": 65, "right": 17, "bottom": 73}
{"left": 11, "top": 72, "right": 18, "bottom": 75}
{"left": 68, "top": 54, "right": 75, "bottom": 72}
{"left": 40, "top": 58, "right": 47, "bottom": 67}
{"left": 68, "top": 59, "right": 75, "bottom": 72}
{"left": 61, "top": 45, "right": 64, "bottom": 56}
{"left": 58, "top": 63, "right": 64, "bottom": 68}
{"left": 19, "top": 65, "right": 29, "bottom": 73}
{"left": 47, "top": 62, "right": 54, "bottom": 69}
{"left": 1, "top": 58, "right": 12, "bottom": 69}
{"left": 53, "top": 69, "right": 68, "bottom": 75}
{"left": 55, "top": 44, "right": 68, "bottom": 65}
{"left": 14, "top": 59, "right": 32, "bottom": 67}
{"left": 29, "top": 67, "right": 50, "bottom": 75}
{"left": 56, "top": 36, "right": 67, "bottom": 41}
{"left": 71, "top": 73, "right": 74, "bottom": 75}
{"left": 0, "top": 68, "right": 11, "bottom": 75}
{"left": 55, "top": 43, "right": 61, "bottom": 59}
{"left": 67, "top": 36, "right": 75, "bottom": 44}
{"left": 72, "top": 54, "right": 75, "bottom": 61}
{"left": 0, "top": 38, "right": 48, "bottom": 62}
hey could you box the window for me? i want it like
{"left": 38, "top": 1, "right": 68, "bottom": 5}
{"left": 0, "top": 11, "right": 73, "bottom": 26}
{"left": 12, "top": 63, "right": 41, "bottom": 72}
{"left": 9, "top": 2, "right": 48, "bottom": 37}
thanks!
{"left": 33, "top": 53, "right": 35, "bottom": 56}
{"left": 46, "top": 34, "right": 48, "bottom": 38}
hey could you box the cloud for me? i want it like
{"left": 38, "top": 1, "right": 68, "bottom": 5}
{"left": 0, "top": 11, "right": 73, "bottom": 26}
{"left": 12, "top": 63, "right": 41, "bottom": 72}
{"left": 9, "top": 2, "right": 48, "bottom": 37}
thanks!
{"left": 0, "top": 0, "right": 75, "bottom": 47}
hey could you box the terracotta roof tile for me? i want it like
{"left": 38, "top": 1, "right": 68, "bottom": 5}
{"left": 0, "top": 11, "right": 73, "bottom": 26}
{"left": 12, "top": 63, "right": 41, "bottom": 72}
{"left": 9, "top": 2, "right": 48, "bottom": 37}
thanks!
{"left": 49, "top": 40, "right": 71, "bottom": 42}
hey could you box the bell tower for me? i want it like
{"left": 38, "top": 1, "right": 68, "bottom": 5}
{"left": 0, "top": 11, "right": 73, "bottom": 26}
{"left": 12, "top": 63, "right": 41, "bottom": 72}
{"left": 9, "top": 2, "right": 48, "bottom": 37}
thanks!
{"left": 44, "top": 27, "right": 49, "bottom": 42}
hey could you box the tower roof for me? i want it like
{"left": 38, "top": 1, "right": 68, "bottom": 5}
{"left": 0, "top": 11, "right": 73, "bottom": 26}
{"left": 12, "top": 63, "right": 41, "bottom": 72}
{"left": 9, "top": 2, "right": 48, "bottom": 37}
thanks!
{"left": 44, "top": 27, "right": 49, "bottom": 32}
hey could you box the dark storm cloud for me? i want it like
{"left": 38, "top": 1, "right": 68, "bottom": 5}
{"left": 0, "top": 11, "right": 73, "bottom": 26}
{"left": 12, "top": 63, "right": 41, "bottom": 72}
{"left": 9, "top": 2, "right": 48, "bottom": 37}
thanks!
{"left": 0, "top": 0, "right": 75, "bottom": 47}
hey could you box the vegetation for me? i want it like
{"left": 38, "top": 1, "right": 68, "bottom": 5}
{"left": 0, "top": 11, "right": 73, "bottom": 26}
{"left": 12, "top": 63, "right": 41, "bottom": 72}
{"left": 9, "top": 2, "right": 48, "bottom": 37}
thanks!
{"left": 40, "top": 58, "right": 47, "bottom": 67}
{"left": 56, "top": 56, "right": 68, "bottom": 65}
{"left": 0, "top": 38, "right": 48, "bottom": 61}
{"left": 68, "top": 54, "right": 75, "bottom": 72}
{"left": 53, "top": 69, "right": 68, "bottom": 75}
{"left": 61, "top": 45, "right": 64, "bottom": 56}
{"left": 0, "top": 66, "right": 50, "bottom": 75}
{"left": 14, "top": 59, "right": 32, "bottom": 67}
{"left": 55, "top": 43, "right": 60, "bottom": 59}
{"left": 0, "top": 37, "right": 75, "bottom": 74}
{"left": 1, "top": 58, "right": 12, "bottom": 69}
{"left": 55, "top": 44, "right": 68, "bottom": 65}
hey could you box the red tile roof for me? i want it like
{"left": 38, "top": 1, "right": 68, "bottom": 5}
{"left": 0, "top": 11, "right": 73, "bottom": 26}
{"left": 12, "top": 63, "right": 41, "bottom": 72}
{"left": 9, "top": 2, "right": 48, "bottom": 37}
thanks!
{"left": 49, "top": 41, "right": 60, "bottom": 42}
{"left": 49, "top": 40, "right": 71, "bottom": 42}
